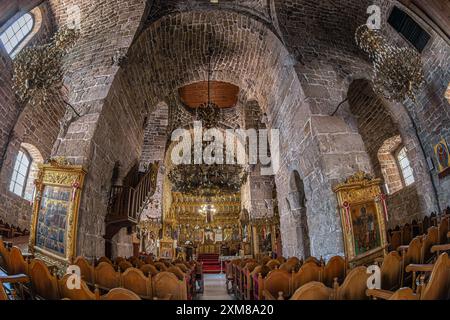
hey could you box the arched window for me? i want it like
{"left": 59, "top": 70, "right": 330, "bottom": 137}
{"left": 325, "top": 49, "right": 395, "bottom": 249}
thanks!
{"left": 9, "top": 149, "right": 31, "bottom": 198}
{"left": 9, "top": 143, "right": 43, "bottom": 201}
{"left": 0, "top": 12, "right": 34, "bottom": 57}
{"left": 396, "top": 147, "right": 415, "bottom": 186}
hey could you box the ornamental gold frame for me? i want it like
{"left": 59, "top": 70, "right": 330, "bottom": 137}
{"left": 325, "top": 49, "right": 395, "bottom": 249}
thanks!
{"left": 29, "top": 162, "right": 86, "bottom": 265}
{"left": 333, "top": 172, "right": 388, "bottom": 267}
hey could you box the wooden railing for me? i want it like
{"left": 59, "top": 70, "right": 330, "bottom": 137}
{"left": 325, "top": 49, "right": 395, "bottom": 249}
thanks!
{"left": 107, "top": 163, "right": 159, "bottom": 224}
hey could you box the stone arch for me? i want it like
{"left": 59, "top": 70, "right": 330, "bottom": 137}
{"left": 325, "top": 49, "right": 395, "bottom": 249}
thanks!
{"left": 377, "top": 135, "right": 404, "bottom": 195}
{"left": 55, "top": 8, "right": 311, "bottom": 258}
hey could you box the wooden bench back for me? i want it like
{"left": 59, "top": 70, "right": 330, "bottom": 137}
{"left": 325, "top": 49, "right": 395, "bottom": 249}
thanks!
{"left": 58, "top": 274, "right": 96, "bottom": 300}
{"left": 153, "top": 271, "right": 187, "bottom": 300}
{"left": 335, "top": 266, "right": 369, "bottom": 300}
{"left": 323, "top": 256, "right": 346, "bottom": 287}
{"left": 94, "top": 262, "right": 120, "bottom": 290}
{"left": 261, "top": 269, "right": 291, "bottom": 299}
{"left": 421, "top": 226, "right": 439, "bottom": 263}
{"left": 290, "top": 282, "right": 333, "bottom": 300}
{"left": 29, "top": 259, "right": 59, "bottom": 300}
{"left": 420, "top": 253, "right": 450, "bottom": 300}
{"left": 100, "top": 287, "right": 141, "bottom": 300}
{"left": 292, "top": 261, "right": 322, "bottom": 291}
{"left": 9, "top": 246, "right": 28, "bottom": 275}
{"left": 140, "top": 264, "right": 158, "bottom": 277}
{"left": 121, "top": 268, "right": 152, "bottom": 299}
{"left": 74, "top": 256, "right": 94, "bottom": 284}
{"left": 380, "top": 251, "right": 402, "bottom": 291}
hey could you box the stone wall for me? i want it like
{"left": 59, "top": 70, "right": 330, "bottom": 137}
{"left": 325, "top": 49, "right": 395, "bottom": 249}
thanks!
{"left": 47, "top": 0, "right": 148, "bottom": 259}
{"left": 0, "top": 3, "right": 63, "bottom": 229}
{"left": 0, "top": 46, "right": 18, "bottom": 173}
{"left": 377, "top": 0, "right": 450, "bottom": 213}
{"left": 348, "top": 79, "right": 426, "bottom": 225}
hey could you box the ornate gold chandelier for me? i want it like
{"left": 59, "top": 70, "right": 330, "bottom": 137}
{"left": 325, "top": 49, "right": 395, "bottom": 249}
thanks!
{"left": 168, "top": 40, "right": 248, "bottom": 196}
{"left": 168, "top": 163, "right": 248, "bottom": 196}
{"left": 355, "top": 25, "right": 424, "bottom": 102}
{"left": 13, "top": 27, "right": 79, "bottom": 105}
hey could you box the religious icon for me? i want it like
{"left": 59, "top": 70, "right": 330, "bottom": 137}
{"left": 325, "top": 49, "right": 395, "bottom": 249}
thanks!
{"left": 434, "top": 139, "right": 450, "bottom": 178}
{"left": 351, "top": 203, "right": 381, "bottom": 256}
{"left": 204, "top": 230, "right": 214, "bottom": 243}
{"left": 214, "top": 229, "right": 223, "bottom": 242}
{"left": 194, "top": 229, "right": 203, "bottom": 243}
{"left": 333, "top": 171, "right": 388, "bottom": 266}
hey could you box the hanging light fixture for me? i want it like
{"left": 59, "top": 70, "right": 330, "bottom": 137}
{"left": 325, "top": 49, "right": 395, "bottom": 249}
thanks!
{"left": 195, "top": 45, "right": 222, "bottom": 128}
{"left": 168, "top": 29, "right": 248, "bottom": 196}
{"left": 355, "top": 24, "right": 425, "bottom": 102}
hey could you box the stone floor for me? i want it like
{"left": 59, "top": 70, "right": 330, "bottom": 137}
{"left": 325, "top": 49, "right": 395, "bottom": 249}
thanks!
{"left": 197, "top": 274, "right": 235, "bottom": 300}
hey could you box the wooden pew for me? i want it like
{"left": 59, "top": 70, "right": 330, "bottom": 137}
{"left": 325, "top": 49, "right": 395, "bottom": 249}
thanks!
{"left": 94, "top": 262, "right": 121, "bottom": 292}
{"left": 290, "top": 282, "right": 334, "bottom": 300}
{"left": 367, "top": 253, "right": 450, "bottom": 300}
{"left": 252, "top": 265, "right": 271, "bottom": 300}
{"left": 98, "top": 287, "right": 141, "bottom": 300}
{"left": 73, "top": 256, "right": 95, "bottom": 285}
{"left": 379, "top": 251, "right": 402, "bottom": 291}
{"left": 58, "top": 274, "right": 96, "bottom": 300}
{"left": 421, "top": 226, "right": 439, "bottom": 263}
{"left": 261, "top": 269, "right": 291, "bottom": 300}
{"left": 322, "top": 256, "right": 346, "bottom": 287}
{"left": 333, "top": 266, "right": 369, "bottom": 300}
{"left": 140, "top": 264, "right": 158, "bottom": 277}
{"left": 397, "top": 236, "right": 422, "bottom": 286}
{"left": 152, "top": 271, "right": 186, "bottom": 300}
{"left": 242, "top": 261, "right": 258, "bottom": 300}
{"left": 121, "top": 268, "right": 153, "bottom": 300}
{"left": 29, "top": 259, "right": 59, "bottom": 300}
{"left": 291, "top": 261, "right": 322, "bottom": 293}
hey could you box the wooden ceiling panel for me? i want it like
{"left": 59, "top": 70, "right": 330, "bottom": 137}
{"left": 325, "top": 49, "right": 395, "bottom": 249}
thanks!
{"left": 179, "top": 81, "right": 240, "bottom": 109}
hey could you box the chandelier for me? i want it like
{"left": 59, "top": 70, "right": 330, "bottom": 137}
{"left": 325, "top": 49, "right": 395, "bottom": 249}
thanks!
{"left": 197, "top": 101, "right": 221, "bottom": 128}
{"left": 168, "top": 163, "right": 248, "bottom": 196}
{"left": 355, "top": 25, "right": 424, "bottom": 102}
{"left": 13, "top": 27, "right": 79, "bottom": 105}
{"left": 168, "top": 38, "right": 248, "bottom": 196}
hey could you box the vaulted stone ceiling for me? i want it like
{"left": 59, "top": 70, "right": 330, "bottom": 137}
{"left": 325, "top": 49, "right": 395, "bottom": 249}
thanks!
{"left": 145, "top": 0, "right": 275, "bottom": 33}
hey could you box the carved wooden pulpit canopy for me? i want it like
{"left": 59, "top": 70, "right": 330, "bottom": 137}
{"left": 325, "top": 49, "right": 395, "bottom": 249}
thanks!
{"left": 333, "top": 171, "right": 389, "bottom": 267}
{"left": 29, "top": 158, "right": 86, "bottom": 267}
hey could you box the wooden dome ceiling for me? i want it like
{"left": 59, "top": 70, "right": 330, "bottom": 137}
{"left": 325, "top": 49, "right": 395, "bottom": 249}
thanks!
{"left": 178, "top": 81, "right": 240, "bottom": 109}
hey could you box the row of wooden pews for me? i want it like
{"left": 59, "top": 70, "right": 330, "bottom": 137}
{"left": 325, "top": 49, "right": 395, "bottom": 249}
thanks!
{"left": 0, "top": 242, "right": 140, "bottom": 300}
{"left": 226, "top": 255, "right": 349, "bottom": 300}
{"left": 0, "top": 240, "right": 203, "bottom": 300}
{"left": 74, "top": 255, "right": 201, "bottom": 300}
{"left": 0, "top": 220, "right": 29, "bottom": 240}
{"left": 367, "top": 252, "right": 450, "bottom": 300}
{"left": 388, "top": 207, "right": 450, "bottom": 252}
{"left": 226, "top": 210, "right": 450, "bottom": 300}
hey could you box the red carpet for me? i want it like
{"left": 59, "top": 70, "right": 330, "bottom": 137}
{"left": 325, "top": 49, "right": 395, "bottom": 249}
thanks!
{"left": 198, "top": 253, "right": 221, "bottom": 274}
